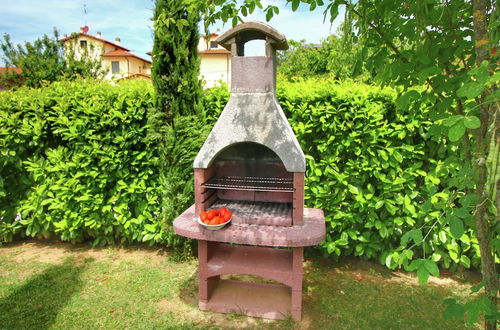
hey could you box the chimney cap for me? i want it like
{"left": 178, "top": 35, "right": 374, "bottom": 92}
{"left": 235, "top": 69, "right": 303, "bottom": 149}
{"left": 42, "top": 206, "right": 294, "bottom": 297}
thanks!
{"left": 216, "top": 21, "right": 288, "bottom": 51}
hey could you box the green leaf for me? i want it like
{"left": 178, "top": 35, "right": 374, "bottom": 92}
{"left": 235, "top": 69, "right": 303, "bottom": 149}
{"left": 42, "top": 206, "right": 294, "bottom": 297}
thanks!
{"left": 470, "top": 281, "right": 484, "bottom": 293}
{"left": 463, "top": 116, "right": 481, "bottom": 129}
{"left": 417, "top": 267, "right": 430, "bottom": 284}
{"left": 443, "top": 299, "right": 465, "bottom": 320}
{"left": 456, "top": 82, "right": 484, "bottom": 99}
{"left": 464, "top": 298, "right": 495, "bottom": 325}
{"left": 438, "top": 230, "right": 447, "bottom": 243}
{"left": 329, "top": 3, "right": 339, "bottom": 21}
{"left": 460, "top": 255, "right": 471, "bottom": 268}
{"left": 374, "top": 200, "right": 384, "bottom": 209}
{"left": 443, "top": 115, "right": 463, "bottom": 127}
{"left": 291, "top": 0, "right": 300, "bottom": 11}
{"left": 348, "top": 184, "right": 359, "bottom": 195}
{"left": 265, "top": 9, "right": 273, "bottom": 21}
{"left": 401, "top": 231, "right": 411, "bottom": 246}
{"left": 449, "top": 216, "right": 464, "bottom": 239}
{"left": 402, "top": 229, "right": 423, "bottom": 246}
{"left": 384, "top": 202, "right": 398, "bottom": 215}
{"left": 448, "top": 122, "right": 466, "bottom": 142}
{"left": 423, "top": 259, "right": 439, "bottom": 276}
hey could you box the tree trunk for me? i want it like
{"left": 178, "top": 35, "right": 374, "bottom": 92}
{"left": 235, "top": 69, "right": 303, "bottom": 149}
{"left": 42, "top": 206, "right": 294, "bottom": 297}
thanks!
{"left": 472, "top": 0, "right": 499, "bottom": 329}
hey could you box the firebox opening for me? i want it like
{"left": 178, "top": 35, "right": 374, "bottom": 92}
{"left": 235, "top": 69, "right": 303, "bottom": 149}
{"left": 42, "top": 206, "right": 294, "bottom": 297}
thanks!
{"left": 201, "top": 142, "right": 294, "bottom": 209}
{"left": 209, "top": 142, "right": 292, "bottom": 180}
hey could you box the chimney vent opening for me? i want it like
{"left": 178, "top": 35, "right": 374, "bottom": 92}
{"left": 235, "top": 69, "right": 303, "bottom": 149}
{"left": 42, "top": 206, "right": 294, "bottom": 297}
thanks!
{"left": 243, "top": 39, "right": 266, "bottom": 56}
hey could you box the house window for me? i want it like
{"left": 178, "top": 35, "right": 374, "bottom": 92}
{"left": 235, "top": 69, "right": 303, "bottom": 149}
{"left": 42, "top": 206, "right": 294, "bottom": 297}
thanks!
{"left": 210, "top": 41, "right": 218, "bottom": 48}
{"left": 80, "top": 40, "right": 87, "bottom": 48}
{"left": 111, "top": 61, "right": 120, "bottom": 74}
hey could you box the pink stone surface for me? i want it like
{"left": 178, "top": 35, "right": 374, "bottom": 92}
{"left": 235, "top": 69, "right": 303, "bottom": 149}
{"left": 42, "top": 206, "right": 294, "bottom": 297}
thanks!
{"left": 206, "top": 243, "right": 294, "bottom": 286}
{"left": 173, "top": 204, "right": 325, "bottom": 247}
{"left": 199, "top": 279, "right": 292, "bottom": 320}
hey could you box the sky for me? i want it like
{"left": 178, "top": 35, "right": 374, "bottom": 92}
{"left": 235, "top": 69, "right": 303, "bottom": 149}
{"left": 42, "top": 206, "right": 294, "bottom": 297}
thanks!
{"left": 0, "top": 0, "right": 344, "bottom": 61}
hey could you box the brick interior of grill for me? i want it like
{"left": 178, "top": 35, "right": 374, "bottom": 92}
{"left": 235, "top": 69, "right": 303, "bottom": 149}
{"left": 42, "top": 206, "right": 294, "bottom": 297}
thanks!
{"left": 210, "top": 199, "right": 292, "bottom": 226}
{"left": 203, "top": 142, "right": 294, "bottom": 208}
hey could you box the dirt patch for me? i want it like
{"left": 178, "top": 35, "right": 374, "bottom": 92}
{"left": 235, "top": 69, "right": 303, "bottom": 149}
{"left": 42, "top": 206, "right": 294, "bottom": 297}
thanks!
{"left": 157, "top": 295, "right": 275, "bottom": 329}
{"left": 0, "top": 240, "right": 171, "bottom": 267}
{"left": 7, "top": 241, "right": 71, "bottom": 264}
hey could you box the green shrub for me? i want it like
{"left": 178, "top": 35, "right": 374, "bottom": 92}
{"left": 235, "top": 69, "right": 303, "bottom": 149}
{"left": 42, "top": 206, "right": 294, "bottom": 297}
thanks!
{"left": 277, "top": 78, "right": 480, "bottom": 270}
{"left": 0, "top": 78, "right": 482, "bottom": 271}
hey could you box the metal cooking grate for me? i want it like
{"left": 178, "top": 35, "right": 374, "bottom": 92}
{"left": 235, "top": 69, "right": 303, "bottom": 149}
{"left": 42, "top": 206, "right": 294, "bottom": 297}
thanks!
{"left": 210, "top": 199, "right": 292, "bottom": 225}
{"left": 202, "top": 176, "right": 294, "bottom": 193}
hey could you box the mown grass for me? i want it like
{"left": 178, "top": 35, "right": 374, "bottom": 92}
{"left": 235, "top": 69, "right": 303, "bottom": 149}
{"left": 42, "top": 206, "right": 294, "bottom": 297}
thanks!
{"left": 0, "top": 240, "right": 479, "bottom": 329}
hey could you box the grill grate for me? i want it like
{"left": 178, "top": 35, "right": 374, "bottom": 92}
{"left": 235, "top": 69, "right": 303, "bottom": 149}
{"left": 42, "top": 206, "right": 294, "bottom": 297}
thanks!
{"left": 210, "top": 199, "right": 292, "bottom": 226}
{"left": 202, "top": 176, "right": 293, "bottom": 193}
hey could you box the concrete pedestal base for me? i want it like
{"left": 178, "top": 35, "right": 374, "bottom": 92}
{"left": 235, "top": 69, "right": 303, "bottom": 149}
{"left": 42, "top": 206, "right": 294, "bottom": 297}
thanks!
{"left": 199, "top": 280, "right": 292, "bottom": 320}
{"left": 198, "top": 241, "right": 303, "bottom": 321}
{"left": 173, "top": 204, "right": 325, "bottom": 322}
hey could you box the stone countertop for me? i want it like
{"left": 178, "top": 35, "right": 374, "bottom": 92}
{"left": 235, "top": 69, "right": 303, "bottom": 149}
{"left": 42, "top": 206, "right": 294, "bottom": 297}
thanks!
{"left": 173, "top": 204, "right": 326, "bottom": 247}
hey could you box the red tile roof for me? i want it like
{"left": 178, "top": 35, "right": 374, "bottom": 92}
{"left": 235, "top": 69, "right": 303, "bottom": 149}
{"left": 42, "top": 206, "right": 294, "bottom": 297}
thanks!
{"left": 199, "top": 49, "right": 231, "bottom": 54}
{"left": 147, "top": 48, "right": 231, "bottom": 56}
{"left": 103, "top": 50, "right": 152, "bottom": 64}
{"left": 0, "top": 67, "right": 23, "bottom": 89}
{"left": 60, "top": 33, "right": 130, "bottom": 51}
{"left": 118, "top": 73, "right": 151, "bottom": 81}
{"left": 0, "top": 67, "right": 22, "bottom": 74}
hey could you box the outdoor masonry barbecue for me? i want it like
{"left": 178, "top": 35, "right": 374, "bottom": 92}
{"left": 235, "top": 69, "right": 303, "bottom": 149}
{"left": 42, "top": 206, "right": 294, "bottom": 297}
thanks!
{"left": 173, "top": 21, "right": 325, "bottom": 321}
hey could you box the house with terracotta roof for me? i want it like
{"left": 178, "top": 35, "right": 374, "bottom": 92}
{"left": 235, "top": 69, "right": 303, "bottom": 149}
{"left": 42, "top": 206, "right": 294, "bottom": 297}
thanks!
{"left": 0, "top": 67, "right": 22, "bottom": 90}
{"left": 147, "top": 31, "right": 230, "bottom": 88}
{"left": 198, "top": 31, "right": 231, "bottom": 88}
{"left": 60, "top": 27, "right": 151, "bottom": 81}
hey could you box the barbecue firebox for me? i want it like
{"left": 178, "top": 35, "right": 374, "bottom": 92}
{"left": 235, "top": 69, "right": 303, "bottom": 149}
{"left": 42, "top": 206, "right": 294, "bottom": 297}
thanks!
{"left": 173, "top": 21, "right": 325, "bottom": 321}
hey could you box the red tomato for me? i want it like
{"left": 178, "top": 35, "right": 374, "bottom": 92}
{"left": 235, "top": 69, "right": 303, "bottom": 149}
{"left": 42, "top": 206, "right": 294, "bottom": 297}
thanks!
{"left": 200, "top": 211, "right": 208, "bottom": 222}
{"left": 212, "top": 216, "right": 221, "bottom": 225}
{"left": 207, "top": 210, "right": 216, "bottom": 220}
{"left": 219, "top": 207, "right": 227, "bottom": 216}
{"left": 223, "top": 211, "right": 232, "bottom": 222}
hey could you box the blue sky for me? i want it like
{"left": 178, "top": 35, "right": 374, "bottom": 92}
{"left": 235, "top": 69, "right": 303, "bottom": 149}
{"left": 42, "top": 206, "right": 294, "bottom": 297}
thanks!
{"left": 0, "top": 0, "right": 343, "bottom": 61}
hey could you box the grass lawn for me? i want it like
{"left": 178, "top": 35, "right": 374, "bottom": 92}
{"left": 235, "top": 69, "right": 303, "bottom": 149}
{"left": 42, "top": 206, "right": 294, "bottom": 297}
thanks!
{"left": 0, "top": 240, "right": 479, "bottom": 329}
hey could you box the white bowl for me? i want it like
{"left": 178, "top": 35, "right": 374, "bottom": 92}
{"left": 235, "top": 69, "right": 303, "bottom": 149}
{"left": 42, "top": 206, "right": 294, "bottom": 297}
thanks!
{"left": 197, "top": 216, "right": 232, "bottom": 230}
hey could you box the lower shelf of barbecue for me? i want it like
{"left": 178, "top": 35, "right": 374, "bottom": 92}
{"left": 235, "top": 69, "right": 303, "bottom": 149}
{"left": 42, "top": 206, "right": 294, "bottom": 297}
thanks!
{"left": 199, "top": 280, "right": 291, "bottom": 320}
{"left": 207, "top": 243, "right": 293, "bottom": 286}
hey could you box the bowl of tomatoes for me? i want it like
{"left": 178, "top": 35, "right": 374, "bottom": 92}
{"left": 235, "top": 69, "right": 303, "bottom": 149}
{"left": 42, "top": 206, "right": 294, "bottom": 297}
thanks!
{"left": 197, "top": 206, "right": 232, "bottom": 230}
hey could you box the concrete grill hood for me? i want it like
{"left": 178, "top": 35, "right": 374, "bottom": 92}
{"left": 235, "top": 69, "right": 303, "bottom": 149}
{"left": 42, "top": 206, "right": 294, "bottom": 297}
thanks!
{"left": 193, "top": 21, "right": 306, "bottom": 172}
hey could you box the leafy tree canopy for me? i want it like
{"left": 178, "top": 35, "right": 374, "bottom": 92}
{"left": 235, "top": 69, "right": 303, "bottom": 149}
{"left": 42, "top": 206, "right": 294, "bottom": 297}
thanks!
{"left": 277, "top": 33, "right": 369, "bottom": 81}
{"left": 0, "top": 29, "right": 103, "bottom": 89}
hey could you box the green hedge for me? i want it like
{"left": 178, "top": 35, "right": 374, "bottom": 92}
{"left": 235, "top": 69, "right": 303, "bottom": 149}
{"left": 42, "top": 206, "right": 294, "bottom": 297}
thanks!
{"left": 277, "top": 79, "right": 480, "bottom": 270}
{"left": 1, "top": 80, "right": 164, "bottom": 246}
{"left": 0, "top": 78, "right": 481, "bottom": 270}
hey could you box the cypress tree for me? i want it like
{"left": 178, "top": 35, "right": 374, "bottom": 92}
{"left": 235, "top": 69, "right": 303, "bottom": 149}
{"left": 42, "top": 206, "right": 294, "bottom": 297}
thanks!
{"left": 151, "top": 0, "right": 204, "bottom": 125}
{"left": 150, "top": 0, "right": 205, "bottom": 248}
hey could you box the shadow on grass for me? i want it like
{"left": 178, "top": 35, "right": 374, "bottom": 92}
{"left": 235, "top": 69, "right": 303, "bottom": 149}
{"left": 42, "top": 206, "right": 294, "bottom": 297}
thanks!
{"left": 0, "top": 258, "right": 89, "bottom": 329}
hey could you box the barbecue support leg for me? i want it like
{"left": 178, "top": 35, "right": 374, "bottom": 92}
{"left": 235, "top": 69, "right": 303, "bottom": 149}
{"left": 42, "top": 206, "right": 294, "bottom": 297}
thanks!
{"left": 291, "top": 247, "right": 303, "bottom": 321}
{"left": 198, "top": 240, "right": 219, "bottom": 309}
